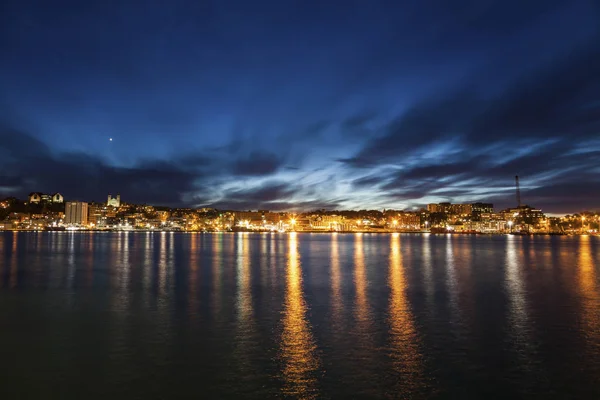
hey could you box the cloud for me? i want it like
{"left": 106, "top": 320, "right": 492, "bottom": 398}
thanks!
{"left": 0, "top": 127, "right": 200, "bottom": 205}
{"left": 205, "top": 181, "right": 340, "bottom": 211}
{"left": 231, "top": 151, "right": 284, "bottom": 176}
{"left": 338, "top": 38, "right": 600, "bottom": 212}
{"left": 343, "top": 39, "right": 600, "bottom": 168}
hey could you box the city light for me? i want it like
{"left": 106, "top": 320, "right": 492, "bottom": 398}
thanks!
{"left": 0, "top": 195, "right": 598, "bottom": 235}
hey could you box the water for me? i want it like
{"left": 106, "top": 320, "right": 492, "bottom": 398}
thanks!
{"left": 0, "top": 232, "right": 599, "bottom": 399}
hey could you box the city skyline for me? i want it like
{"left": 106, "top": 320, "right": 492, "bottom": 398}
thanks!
{"left": 1, "top": 1, "right": 599, "bottom": 213}
{"left": 2, "top": 179, "right": 597, "bottom": 217}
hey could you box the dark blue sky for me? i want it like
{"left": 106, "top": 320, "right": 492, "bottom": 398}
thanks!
{"left": 1, "top": 0, "right": 599, "bottom": 213}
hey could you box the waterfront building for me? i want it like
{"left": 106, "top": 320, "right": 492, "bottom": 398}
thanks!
{"left": 472, "top": 202, "right": 494, "bottom": 214}
{"left": 428, "top": 202, "right": 472, "bottom": 215}
{"left": 65, "top": 201, "right": 88, "bottom": 226}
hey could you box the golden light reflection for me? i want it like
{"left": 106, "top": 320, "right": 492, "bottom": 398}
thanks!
{"left": 120, "top": 232, "right": 131, "bottom": 292}
{"left": 354, "top": 233, "right": 369, "bottom": 323}
{"left": 142, "top": 232, "right": 155, "bottom": 295}
{"left": 155, "top": 233, "right": 175, "bottom": 349}
{"left": 280, "top": 233, "right": 320, "bottom": 399}
{"left": 212, "top": 233, "right": 223, "bottom": 319}
{"left": 236, "top": 233, "right": 253, "bottom": 322}
{"left": 270, "top": 233, "right": 277, "bottom": 284}
{"left": 422, "top": 235, "right": 434, "bottom": 305}
{"left": 188, "top": 234, "right": 199, "bottom": 318}
{"left": 234, "top": 233, "right": 257, "bottom": 378}
{"left": 260, "top": 233, "right": 268, "bottom": 287}
{"left": 388, "top": 233, "right": 425, "bottom": 394}
{"left": 330, "top": 233, "right": 342, "bottom": 326}
{"left": 159, "top": 232, "right": 167, "bottom": 295}
{"left": 578, "top": 236, "right": 600, "bottom": 353}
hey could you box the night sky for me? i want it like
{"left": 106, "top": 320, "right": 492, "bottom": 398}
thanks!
{"left": 1, "top": 0, "right": 599, "bottom": 213}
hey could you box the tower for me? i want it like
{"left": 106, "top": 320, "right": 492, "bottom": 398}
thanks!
{"left": 107, "top": 194, "right": 121, "bottom": 207}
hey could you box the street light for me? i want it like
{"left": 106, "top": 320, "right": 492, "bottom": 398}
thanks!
{"left": 424, "top": 220, "right": 429, "bottom": 231}
{"left": 508, "top": 220, "right": 513, "bottom": 233}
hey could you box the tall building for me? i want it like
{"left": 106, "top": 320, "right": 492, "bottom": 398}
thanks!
{"left": 107, "top": 194, "right": 121, "bottom": 207}
{"left": 449, "top": 203, "right": 473, "bottom": 215}
{"left": 472, "top": 203, "right": 494, "bottom": 214}
{"left": 65, "top": 202, "right": 88, "bottom": 226}
{"left": 427, "top": 202, "right": 454, "bottom": 213}
{"left": 427, "top": 203, "right": 445, "bottom": 213}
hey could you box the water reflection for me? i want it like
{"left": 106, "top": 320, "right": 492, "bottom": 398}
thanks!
{"left": 67, "top": 232, "right": 76, "bottom": 287}
{"left": 234, "top": 233, "right": 257, "bottom": 385}
{"left": 86, "top": 233, "right": 94, "bottom": 287}
{"left": 236, "top": 233, "right": 254, "bottom": 324}
{"left": 211, "top": 234, "right": 223, "bottom": 321}
{"left": 422, "top": 236, "right": 434, "bottom": 305}
{"left": 354, "top": 233, "right": 370, "bottom": 326}
{"left": 188, "top": 234, "right": 200, "bottom": 320}
{"left": 388, "top": 233, "right": 425, "bottom": 396}
{"left": 142, "top": 232, "right": 155, "bottom": 302}
{"left": 506, "top": 238, "right": 528, "bottom": 336}
{"left": 10, "top": 232, "right": 18, "bottom": 288}
{"left": 505, "top": 237, "right": 536, "bottom": 377}
{"left": 280, "top": 233, "right": 320, "bottom": 399}
{"left": 269, "top": 234, "right": 277, "bottom": 284}
{"left": 445, "top": 236, "right": 461, "bottom": 326}
{"left": 260, "top": 234, "right": 268, "bottom": 288}
{"left": 578, "top": 236, "right": 600, "bottom": 356}
{"left": 330, "top": 233, "right": 342, "bottom": 327}
{"left": 159, "top": 232, "right": 168, "bottom": 295}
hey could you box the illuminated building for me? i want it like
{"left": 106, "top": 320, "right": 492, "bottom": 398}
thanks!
{"left": 88, "top": 203, "right": 107, "bottom": 226}
{"left": 107, "top": 194, "right": 121, "bottom": 207}
{"left": 428, "top": 203, "right": 473, "bottom": 215}
{"left": 427, "top": 203, "right": 449, "bottom": 213}
{"left": 28, "top": 192, "right": 64, "bottom": 204}
{"left": 309, "top": 215, "right": 350, "bottom": 231}
{"left": 472, "top": 202, "right": 494, "bottom": 214}
{"left": 449, "top": 203, "right": 473, "bottom": 215}
{"left": 397, "top": 212, "right": 421, "bottom": 229}
{"left": 65, "top": 201, "right": 88, "bottom": 226}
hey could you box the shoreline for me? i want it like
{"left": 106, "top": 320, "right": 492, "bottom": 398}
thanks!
{"left": 0, "top": 229, "right": 585, "bottom": 236}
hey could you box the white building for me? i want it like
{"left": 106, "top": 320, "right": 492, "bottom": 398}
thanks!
{"left": 28, "top": 192, "right": 64, "bottom": 204}
{"left": 28, "top": 192, "right": 42, "bottom": 203}
{"left": 65, "top": 202, "right": 88, "bottom": 226}
{"left": 51, "top": 193, "right": 64, "bottom": 203}
{"left": 107, "top": 194, "right": 121, "bottom": 207}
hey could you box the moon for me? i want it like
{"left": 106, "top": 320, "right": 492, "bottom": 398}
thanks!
{"left": 109, "top": 138, "right": 113, "bottom": 142}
